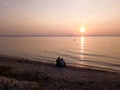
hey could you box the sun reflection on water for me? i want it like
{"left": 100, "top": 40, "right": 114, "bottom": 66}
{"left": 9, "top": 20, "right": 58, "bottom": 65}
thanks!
{"left": 80, "top": 36, "right": 84, "bottom": 59}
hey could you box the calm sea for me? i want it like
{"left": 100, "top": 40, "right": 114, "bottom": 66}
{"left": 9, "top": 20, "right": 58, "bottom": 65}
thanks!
{"left": 0, "top": 36, "right": 120, "bottom": 72}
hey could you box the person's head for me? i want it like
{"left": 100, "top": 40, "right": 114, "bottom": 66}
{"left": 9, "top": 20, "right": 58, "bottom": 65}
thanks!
{"left": 58, "top": 57, "right": 60, "bottom": 59}
{"left": 61, "top": 58, "right": 63, "bottom": 60}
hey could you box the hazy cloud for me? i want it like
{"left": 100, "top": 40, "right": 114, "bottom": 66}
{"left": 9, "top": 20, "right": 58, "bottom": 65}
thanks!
{"left": 0, "top": 0, "right": 9, "bottom": 7}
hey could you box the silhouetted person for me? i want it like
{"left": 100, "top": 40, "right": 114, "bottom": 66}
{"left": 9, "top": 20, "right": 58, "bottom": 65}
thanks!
{"left": 60, "top": 58, "right": 66, "bottom": 67}
{"left": 56, "top": 57, "right": 61, "bottom": 66}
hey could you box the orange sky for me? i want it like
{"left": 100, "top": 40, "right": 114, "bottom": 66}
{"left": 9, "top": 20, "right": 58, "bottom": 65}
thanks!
{"left": 0, "top": 0, "right": 120, "bottom": 35}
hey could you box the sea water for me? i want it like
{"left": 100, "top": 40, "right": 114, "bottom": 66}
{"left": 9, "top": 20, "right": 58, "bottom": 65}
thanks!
{"left": 0, "top": 36, "right": 120, "bottom": 71}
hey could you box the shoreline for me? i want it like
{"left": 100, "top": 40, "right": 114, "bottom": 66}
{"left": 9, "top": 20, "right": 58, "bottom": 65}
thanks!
{"left": 0, "top": 55, "right": 120, "bottom": 90}
{"left": 1, "top": 54, "right": 120, "bottom": 73}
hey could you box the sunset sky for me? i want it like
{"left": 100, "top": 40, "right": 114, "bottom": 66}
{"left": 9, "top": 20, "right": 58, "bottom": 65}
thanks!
{"left": 0, "top": 0, "right": 120, "bottom": 35}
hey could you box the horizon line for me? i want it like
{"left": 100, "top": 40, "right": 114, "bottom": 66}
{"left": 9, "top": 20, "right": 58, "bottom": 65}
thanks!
{"left": 0, "top": 35, "right": 120, "bottom": 37}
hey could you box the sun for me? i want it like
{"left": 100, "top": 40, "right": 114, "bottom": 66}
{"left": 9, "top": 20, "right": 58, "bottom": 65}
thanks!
{"left": 80, "top": 26, "right": 86, "bottom": 33}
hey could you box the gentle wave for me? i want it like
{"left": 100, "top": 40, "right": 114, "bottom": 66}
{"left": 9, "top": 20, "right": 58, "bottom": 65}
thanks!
{"left": 62, "top": 49, "right": 120, "bottom": 59}
{"left": 29, "top": 50, "right": 120, "bottom": 70}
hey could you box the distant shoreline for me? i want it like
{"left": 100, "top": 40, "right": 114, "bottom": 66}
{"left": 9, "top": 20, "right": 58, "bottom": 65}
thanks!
{"left": 0, "top": 55, "right": 120, "bottom": 90}
{"left": 0, "top": 35, "right": 120, "bottom": 37}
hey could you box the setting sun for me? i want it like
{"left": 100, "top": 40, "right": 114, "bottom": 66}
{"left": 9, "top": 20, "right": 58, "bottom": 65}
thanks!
{"left": 80, "top": 26, "right": 86, "bottom": 33}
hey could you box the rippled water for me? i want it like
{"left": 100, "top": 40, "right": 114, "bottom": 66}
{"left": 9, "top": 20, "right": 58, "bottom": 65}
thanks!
{"left": 0, "top": 36, "right": 120, "bottom": 71}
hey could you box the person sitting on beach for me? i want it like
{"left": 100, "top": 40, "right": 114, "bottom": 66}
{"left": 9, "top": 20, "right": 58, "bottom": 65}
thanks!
{"left": 56, "top": 57, "right": 61, "bottom": 66}
{"left": 60, "top": 58, "right": 66, "bottom": 67}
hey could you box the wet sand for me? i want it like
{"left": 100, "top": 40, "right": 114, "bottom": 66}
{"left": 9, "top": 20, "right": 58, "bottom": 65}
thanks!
{"left": 0, "top": 55, "right": 120, "bottom": 90}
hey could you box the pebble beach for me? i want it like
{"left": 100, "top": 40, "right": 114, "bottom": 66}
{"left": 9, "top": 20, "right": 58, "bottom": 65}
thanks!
{"left": 0, "top": 55, "right": 120, "bottom": 90}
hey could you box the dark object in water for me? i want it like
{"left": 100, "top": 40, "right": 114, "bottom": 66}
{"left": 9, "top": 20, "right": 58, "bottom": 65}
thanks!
{"left": 56, "top": 57, "right": 66, "bottom": 67}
